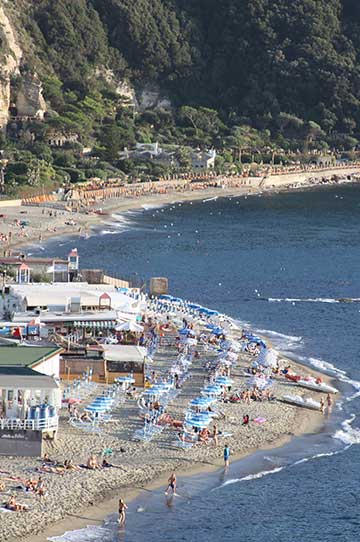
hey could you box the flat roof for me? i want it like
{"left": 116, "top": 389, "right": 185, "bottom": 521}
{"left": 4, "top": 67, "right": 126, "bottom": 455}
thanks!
{"left": 0, "top": 346, "right": 62, "bottom": 367}
{"left": 102, "top": 345, "right": 147, "bottom": 362}
{"left": 0, "top": 367, "right": 59, "bottom": 389}
{"left": 0, "top": 258, "right": 67, "bottom": 265}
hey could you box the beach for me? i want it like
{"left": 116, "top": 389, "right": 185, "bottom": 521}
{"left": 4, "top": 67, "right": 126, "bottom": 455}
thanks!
{"left": 0, "top": 170, "right": 355, "bottom": 542}
{"left": 0, "top": 327, "right": 334, "bottom": 542}
{"left": 1, "top": 164, "right": 360, "bottom": 253}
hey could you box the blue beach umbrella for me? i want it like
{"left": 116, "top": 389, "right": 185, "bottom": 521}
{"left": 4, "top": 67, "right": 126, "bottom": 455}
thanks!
{"left": 190, "top": 397, "right": 212, "bottom": 406}
{"left": 212, "top": 327, "right": 225, "bottom": 335}
{"left": 85, "top": 404, "right": 108, "bottom": 412}
{"left": 179, "top": 328, "right": 191, "bottom": 335}
{"left": 215, "top": 376, "right": 233, "bottom": 386}
{"left": 185, "top": 418, "right": 211, "bottom": 428}
{"left": 202, "top": 385, "right": 223, "bottom": 395}
{"left": 188, "top": 303, "right": 202, "bottom": 309}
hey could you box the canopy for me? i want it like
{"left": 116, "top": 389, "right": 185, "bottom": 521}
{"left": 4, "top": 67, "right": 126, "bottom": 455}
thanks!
{"left": 115, "top": 321, "right": 144, "bottom": 332}
{"left": 102, "top": 345, "right": 147, "bottom": 362}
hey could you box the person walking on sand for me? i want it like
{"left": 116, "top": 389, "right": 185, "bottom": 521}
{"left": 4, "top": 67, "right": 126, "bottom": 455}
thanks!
{"left": 118, "top": 498, "right": 128, "bottom": 526}
{"left": 320, "top": 397, "right": 325, "bottom": 414}
{"left": 213, "top": 423, "right": 219, "bottom": 446}
{"left": 165, "top": 472, "right": 177, "bottom": 495}
{"left": 224, "top": 444, "right": 231, "bottom": 468}
{"left": 326, "top": 393, "right": 333, "bottom": 415}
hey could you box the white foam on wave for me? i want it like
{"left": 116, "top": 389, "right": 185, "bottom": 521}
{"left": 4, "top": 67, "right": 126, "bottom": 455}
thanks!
{"left": 292, "top": 447, "right": 350, "bottom": 466}
{"left": 202, "top": 196, "right": 218, "bottom": 202}
{"left": 283, "top": 352, "right": 347, "bottom": 378}
{"left": 220, "top": 466, "right": 284, "bottom": 488}
{"left": 48, "top": 524, "right": 113, "bottom": 542}
{"left": 141, "top": 203, "right": 165, "bottom": 211}
{"left": 333, "top": 415, "right": 360, "bottom": 446}
{"left": 100, "top": 230, "right": 119, "bottom": 235}
{"left": 26, "top": 244, "right": 45, "bottom": 252}
{"left": 254, "top": 328, "right": 303, "bottom": 350}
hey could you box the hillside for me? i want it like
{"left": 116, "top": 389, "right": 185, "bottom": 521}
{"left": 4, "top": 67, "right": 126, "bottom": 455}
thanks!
{"left": 1, "top": 0, "right": 360, "bottom": 192}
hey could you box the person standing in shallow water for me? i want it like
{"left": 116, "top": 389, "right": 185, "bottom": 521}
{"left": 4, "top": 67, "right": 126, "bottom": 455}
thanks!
{"left": 326, "top": 393, "right": 333, "bottom": 415}
{"left": 118, "top": 498, "right": 128, "bottom": 526}
{"left": 223, "top": 444, "right": 230, "bottom": 468}
{"left": 165, "top": 472, "right": 177, "bottom": 495}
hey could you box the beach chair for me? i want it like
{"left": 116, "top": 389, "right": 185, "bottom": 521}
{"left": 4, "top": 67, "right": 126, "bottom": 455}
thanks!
{"left": 172, "top": 431, "right": 197, "bottom": 449}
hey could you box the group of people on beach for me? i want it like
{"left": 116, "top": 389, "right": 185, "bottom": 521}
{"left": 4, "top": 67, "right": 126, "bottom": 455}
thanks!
{"left": 118, "top": 451, "right": 233, "bottom": 526}
{"left": 320, "top": 394, "right": 333, "bottom": 415}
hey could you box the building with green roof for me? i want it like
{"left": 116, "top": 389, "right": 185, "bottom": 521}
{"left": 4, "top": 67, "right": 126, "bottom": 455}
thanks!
{"left": 0, "top": 345, "right": 62, "bottom": 377}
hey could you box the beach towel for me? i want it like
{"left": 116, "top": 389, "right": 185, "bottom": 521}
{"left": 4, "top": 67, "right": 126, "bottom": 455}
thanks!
{"left": 253, "top": 417, "right": 266, "bottom": 424}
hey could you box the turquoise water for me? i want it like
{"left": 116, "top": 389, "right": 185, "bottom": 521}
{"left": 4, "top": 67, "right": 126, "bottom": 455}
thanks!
{"left": 31, "top": 185, "right": 360, "bottom": 542}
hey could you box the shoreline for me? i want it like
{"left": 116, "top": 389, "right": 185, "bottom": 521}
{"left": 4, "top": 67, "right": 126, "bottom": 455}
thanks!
{"left": 22, "top": 408, "right": 325, "bottom": 542}
{"left": 0, "top": 171, "right": 348, "bottom": 541}
{"left": 0, "top": 323, "right": 336, "bottom": 542}
{"left": 16, "top": 336, "right": 333, "bottom": 542}
{"left": 2, "top": 167, "right": 360, "bottom": 253}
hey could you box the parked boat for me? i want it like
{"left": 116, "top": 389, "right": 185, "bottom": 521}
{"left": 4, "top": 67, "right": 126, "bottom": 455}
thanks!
{"left": 295, "top": 379, "right": 338, "bottom": 394}
{"left": 282, "top": 394, "right": 321, "bottom": 411}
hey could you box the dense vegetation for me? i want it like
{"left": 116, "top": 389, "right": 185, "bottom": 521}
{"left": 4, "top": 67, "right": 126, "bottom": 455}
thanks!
{"left": 2, "top": 0, "right": 360, "bottom": 193}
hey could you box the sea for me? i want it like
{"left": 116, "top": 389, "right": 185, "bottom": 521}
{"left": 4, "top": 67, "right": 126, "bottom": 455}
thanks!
{"left": 27, "top": 184, "right": 360, "bottom": 542}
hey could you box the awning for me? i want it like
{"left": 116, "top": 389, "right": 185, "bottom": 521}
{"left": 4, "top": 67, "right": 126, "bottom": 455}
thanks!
{"left": 103, "top": 345, "right": 147, "bottom": 362}
{"left": 67, "top": 321, "right": 117, "bottom": 329}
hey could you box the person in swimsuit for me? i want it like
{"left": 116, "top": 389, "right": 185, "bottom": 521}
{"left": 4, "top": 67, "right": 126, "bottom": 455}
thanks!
{"left": 223, "top": 444, "right": 230, "bottom": 468}
{"left": 118, "top": 498, "right": 128, "bottom": 526}
{"left": 326, "top": 393, "right": 333, "bottom": 415}
{"left": 165, "top": 472, "right": 177, "bottom": 495}
{"left": 213, "top": 424, "right": 219, "bottom": 446}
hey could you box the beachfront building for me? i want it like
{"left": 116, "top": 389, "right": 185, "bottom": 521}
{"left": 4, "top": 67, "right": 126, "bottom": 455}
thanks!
{"left": 2, "top": 282, "right": 145, "bottom": 347}
{"left": 102, "top": 345, "right": 147, "bottom": 386}
{"left": 60, "top": 344, "right": 147, "bottom": 385}
{"left": 0, "top": 345, "right": 61, "bottom": 456}
{"left": 0, "top": 251, "right": 75, "bottom": 283}
{"left": 7, "top": 282, "right": 143, "bottom": 314}
{"left": 0, "top": 344, "right": 62, "bottom": 377}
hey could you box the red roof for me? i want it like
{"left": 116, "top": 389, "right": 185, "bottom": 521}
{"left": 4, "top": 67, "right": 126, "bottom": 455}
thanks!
{"left": 19, "top": 263, "right": 30, "bottom": 270}
{"left": 99, "top": 293, "right": 111, "bottom": 300}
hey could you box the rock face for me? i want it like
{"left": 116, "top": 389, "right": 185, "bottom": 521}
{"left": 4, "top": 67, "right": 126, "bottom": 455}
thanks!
{"left": 0, "top": 4, "right": 22, "bottom": 128}
{"left": 16, "top": 74, "right": 47, "bottom": 119}
{"left": 137, "top": 86, "right": 172, "bottom": 111}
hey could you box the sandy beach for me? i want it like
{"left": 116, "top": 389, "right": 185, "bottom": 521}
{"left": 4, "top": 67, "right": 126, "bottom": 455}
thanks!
{"left": 0, "top": 166, "right": 349, "bottom": 541}
{"left": 0, "top": 164, "right": 360, "bottom": 254}
{"left": 0, "top": 328, "right": 335, "bottom": 542}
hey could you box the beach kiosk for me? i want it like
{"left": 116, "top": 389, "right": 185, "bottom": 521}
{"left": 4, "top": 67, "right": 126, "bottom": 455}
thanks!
{"left": 102, "top": 345, "right": 147, "bottom": 386}
{"left": 0, "top": 366, "right": 61, "bottom": 457}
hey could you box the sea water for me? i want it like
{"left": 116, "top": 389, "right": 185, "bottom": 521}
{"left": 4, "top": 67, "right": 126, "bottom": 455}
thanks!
{"left": 31, "top": 185, "right": 360, "bottom": 542}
